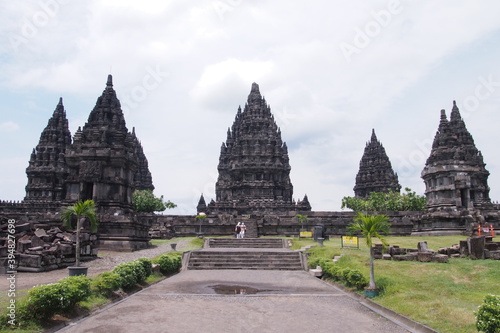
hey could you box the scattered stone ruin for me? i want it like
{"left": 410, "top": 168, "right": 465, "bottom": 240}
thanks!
{"left": 373, "top": 235, "right": 500, "bottom": 263}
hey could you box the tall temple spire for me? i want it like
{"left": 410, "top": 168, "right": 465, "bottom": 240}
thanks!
{"left": 370, "top": 128, "right": 377, "bottom": 143}
{"left": 25, "top": 98, "right": 72, "bottom": 201}
{"left": 64, "top": 75, "right": 154, "bottom": 211}
{"left": 353, "top": 129, "right": 401, "bottom": 198}
{"left": 106, "top": 74, "right": 113, "bottom": 88}
{"left": 422, "top": 101, "right": 490, "bottom": 210}
{"left": 208, "top": 83, "right": 309, "bottom": 214}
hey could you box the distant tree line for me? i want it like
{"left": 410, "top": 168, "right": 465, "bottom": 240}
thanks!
{"left": 341, "top": 188, "right": 426, "bottom": 212}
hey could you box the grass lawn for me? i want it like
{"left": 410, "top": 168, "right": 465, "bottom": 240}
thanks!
{"left": 295, "top": 235, "right": 500, "bottom": 333}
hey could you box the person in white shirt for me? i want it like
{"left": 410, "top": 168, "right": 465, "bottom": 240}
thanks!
{"left": 240, "top": 223, "right": 246, "bottom": 238}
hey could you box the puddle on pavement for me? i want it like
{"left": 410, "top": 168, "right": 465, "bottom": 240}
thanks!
{"left": 210, "top": 284, "right": 275, "bottom": 295}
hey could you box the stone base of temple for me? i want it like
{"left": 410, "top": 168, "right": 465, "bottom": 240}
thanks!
{"left": 97, "top": 214, "right": 152, "bottom": 251}
{"left": 98, "top": 238, "right": 151, "bottom": 251}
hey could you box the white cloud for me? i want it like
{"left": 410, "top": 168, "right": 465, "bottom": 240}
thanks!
{"left": 0, "top": 121, "right": 20, "bottom": 132}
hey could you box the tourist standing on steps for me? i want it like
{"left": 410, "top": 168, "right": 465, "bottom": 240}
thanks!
{"left": 235, "top": 222, "right": 241, "bottom": 238}
{"left": 240, "top": 223, "right": 246, "bottom": 238}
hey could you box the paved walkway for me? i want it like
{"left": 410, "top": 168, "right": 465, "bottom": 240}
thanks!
{"left": 59, "top": 270, "right": 413, "bottom": 333}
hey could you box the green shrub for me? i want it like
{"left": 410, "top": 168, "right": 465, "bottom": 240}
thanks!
{"left": 112, "top": 259, "right": 153, "bottom": 289}
{"left": 475, "top": 295, "right": 500, "bottom": 333}
{"left": 113, "top": 262, "right": 139, "bottom": 289}
{"left": 323, "top": 263, "right": 342, "bottom": 281}
{"left": 136, "top": 258, "right": 152, "bottom": 281}
{"left": 133, "top": 261, "right": 148, "bottom": 284}
{"left": 26, "top": 283, "right": 68, "bottom": 319}
{"left": 308, "top": 257, "right": 330, "bottom": 269}
{"left": 24, "top": 276, "right": 91, "bottom": 320}
{"left": 154, "top": 253, "right": 182, "bottom": 274}
{"left": 310, "top": 256, "right": 368, "bottom": 291}
{"left": 345, "top": 269, "right": 368, "bottom": 290}
{"left": 59, "top": 276, "right": 92, "bottom": 304}
{"left": 91, "top": 272, "right": 122, "bottom": 294}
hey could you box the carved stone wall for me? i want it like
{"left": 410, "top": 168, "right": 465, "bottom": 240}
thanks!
{"left": 422, "top": 102, "right": 491, "bottom": 211}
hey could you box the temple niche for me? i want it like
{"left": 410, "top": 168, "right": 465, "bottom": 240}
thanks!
{"left": 353, "top": 129, "right": 401, "bottom": 198}
{"left": 421, "top": 101, "right": 491, "bottom": 211}
{"left": 206, "top": 83, "right": 310, "bottom": 215}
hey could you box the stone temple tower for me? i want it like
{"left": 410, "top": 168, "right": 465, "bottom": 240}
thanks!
{"left": 64, "top": 74, "right": 153, "bottom": 212}
{"left": 25, "top": 98, "right": 72, "bottom": 202}
{"left": 353, "top": 129, "right": 401, "bottom": 198}
{"left": 62, "top": 74, "right": 154, "bottom": 250}
{"left": 421, "top": 101, "right": 490, "bottom": 210}
{"left": 208, "top": 83, "right": 310, "bottom": 215}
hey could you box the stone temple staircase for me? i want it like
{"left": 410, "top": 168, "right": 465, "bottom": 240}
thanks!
{"left": 185, "top": 238, "right": 305, "bottom": 270}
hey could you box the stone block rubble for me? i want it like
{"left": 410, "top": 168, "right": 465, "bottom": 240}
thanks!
{"left": 0, "top": 221, "right": 98, "bottom": 273}
{"left": 374, "top": 236, "right": 499, "bottom": 263}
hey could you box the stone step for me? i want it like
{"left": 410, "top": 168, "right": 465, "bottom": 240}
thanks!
{"left": 188, "top": 265, "right": 302, "bottom": 270}
{"left": 208, "top": 238, "right": 285, "bottom": 249}
{"left": 187, "top": 261, "right": 303, "bottom": 269}
{"left": 190, "top": 250, "right": 297, "bottom": 255}
{"left": 187, "top": 256, "right": 302, "bottom": 262}
{"left": 186, "top": 249, "right": 303, "bottom": 270}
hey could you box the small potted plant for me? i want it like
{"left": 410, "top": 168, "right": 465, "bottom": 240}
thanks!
{"left": 60, "top": 200, "right": 99, "bottom": 276}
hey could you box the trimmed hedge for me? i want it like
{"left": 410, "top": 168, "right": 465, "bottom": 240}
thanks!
{"left": 26, "top": 275, "right": 91, "bottom": 320}
{"left": 153, "top": 253, "right": 182, "bottom": 274}
{"left": 112, "top": 258, "right": 151, "bottom": 289}
{"left": 137, "top": 258, "right": 153, "bottom": 277}
{"left": 91, "top": 271, "right": 122, "bottom": 295}
{"left": 310, "top": 256, "right": 368, "bottom": 291}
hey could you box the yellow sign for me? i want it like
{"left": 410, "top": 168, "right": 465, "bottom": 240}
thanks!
{"left": 342, "top": 236, "right": 359, "bottom": 248}
{"left": 300, "top": 231, "right": 313, "bottom": 238}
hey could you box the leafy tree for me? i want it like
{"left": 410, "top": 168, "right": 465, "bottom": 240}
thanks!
{"left": 133, "top": 190, "right": 176, "bottom": 213}
{"left": 347, "top": 213, "right": 390, "bottom": 290}
{"left": 341, "top": 188, "right": 426, "bottom": 212}
{"left": 60, "top": 200, "right": 99, "bottom": 267}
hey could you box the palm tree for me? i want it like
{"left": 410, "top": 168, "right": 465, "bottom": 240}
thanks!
{"left": 347, "top": 212, "right": 390, "bottom": 291}
{"left": 295, "top": 214, "right": 308, "bottom": 232}
{"left": 61, "top": 200, "right": 99, "bottom": 267}
{"left": 195, "top": 212, "right": 206, "bottom": 238}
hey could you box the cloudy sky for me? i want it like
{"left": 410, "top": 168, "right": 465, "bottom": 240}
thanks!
{"left": 1, "top": 1, "right": 500, "bottom": 214}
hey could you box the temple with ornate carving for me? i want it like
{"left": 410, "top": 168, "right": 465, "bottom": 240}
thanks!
{"left": 421, "top": 101, "right": 491, "bottom": 211}
{"left": 12, "top": 75, "right": 154, "bottom": 251}
{"left": 353, "top": 129, "right": 401, "bottom": 198}
{"left": 200, "top": 83, "right": 310, "bottom": 215}
{"left": 25, "top": 98, "right": 72, "bottom": 202}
